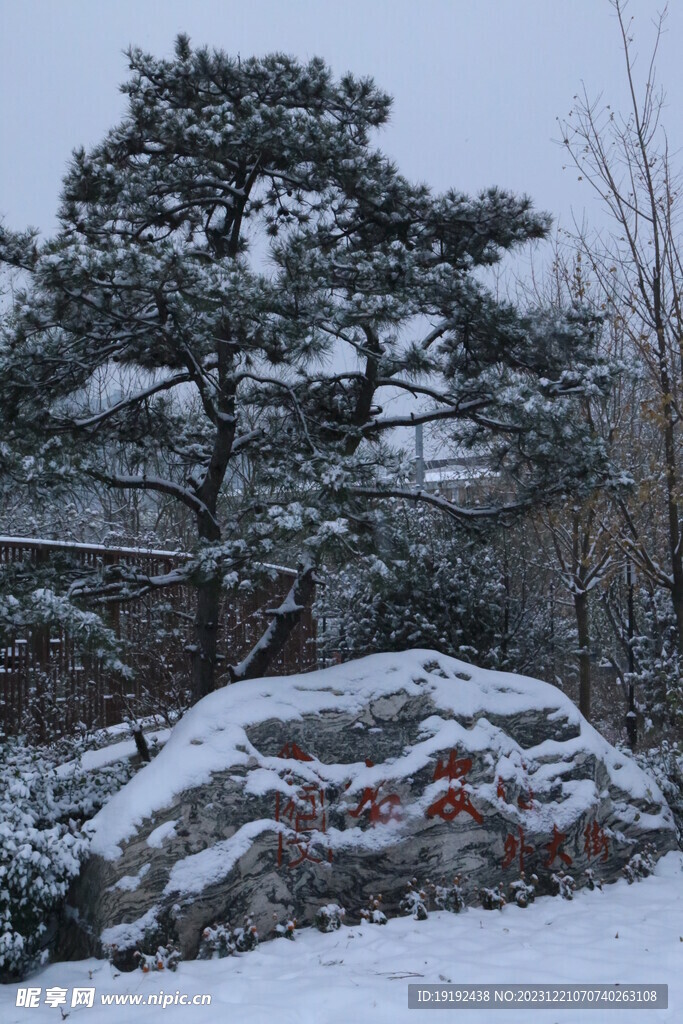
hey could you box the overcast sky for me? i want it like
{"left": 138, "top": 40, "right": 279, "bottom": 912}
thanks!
{"left": 1, "top": 0, "right": 682, "bottom": 242}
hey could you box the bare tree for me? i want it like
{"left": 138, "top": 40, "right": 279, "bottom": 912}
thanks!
{"left": 560, "top": 0, "right": 683, "bottom": 655}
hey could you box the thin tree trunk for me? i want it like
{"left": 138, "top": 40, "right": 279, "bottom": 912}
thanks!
{"left": 574, "top": 590, "right": 591, "bottom": 720}
{"left": 192, "top": 575, "right": 222, "bottom": 702}
{"left": 191, "top": 508, "right": 222, "bottom": 703}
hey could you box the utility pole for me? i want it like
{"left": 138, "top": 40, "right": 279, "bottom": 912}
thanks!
{"left": 415, "top": 423, "right": 424, "bottom": 488}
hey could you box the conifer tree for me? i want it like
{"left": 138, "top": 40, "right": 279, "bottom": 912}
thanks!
{"left": 0, "top": 38, "right": 610, "bottom": 700}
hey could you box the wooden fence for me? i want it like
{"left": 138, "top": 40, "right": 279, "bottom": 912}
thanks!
{"left": 0, "top": 537, "right": 316, "bottom": 739}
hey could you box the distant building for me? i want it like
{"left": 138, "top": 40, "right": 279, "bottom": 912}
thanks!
{"left": 412, "top": 452, "right": 498, "bottom": 506}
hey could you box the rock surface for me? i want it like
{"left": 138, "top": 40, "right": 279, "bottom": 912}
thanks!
{"left": 61, "top": 650, "right": 677, "bottom": 966}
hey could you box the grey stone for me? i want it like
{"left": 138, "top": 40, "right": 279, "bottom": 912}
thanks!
{"left": 59, "top": 650, "right": 678, "bottom": 968}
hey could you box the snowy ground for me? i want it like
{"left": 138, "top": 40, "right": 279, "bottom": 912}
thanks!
{"left": 2, "top": 851, "right": 680, "bottom": 1024}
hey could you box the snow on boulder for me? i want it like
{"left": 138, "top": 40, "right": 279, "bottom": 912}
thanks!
{"left": 60, "top": 650, "right": 677, "bottom": 967}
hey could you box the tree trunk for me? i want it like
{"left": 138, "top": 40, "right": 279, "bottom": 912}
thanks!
{"left": 191, "top": 508, "right": 222, "bottom": 703}
{"left": 192, "top": 574, "right": 222, "bottom": 703}
{"left": 229, "top": 563, "right": 316, "bottom": 682}
{"left": 574, "top": 590, "right": 591, "bottom": 720}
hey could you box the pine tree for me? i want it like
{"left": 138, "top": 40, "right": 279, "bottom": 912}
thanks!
{"left": 1, "top": 38, "right": 610, "bottom": 700}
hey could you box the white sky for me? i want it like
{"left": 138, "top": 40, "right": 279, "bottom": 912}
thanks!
{"left": 1, "top": 0, "right": 681, "bottom": 240}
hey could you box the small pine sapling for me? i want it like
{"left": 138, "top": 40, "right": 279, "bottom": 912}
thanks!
{"left": 360, "top": 894, "right": 387, "bottom": 925}
{"left": 273, "top": 914, "right": 297, "bottom": 940}
{"left": 198, "top": 923, "right": 236, "bottom": 960}
{"left": 478, "top": 883, "right": 507, "bottom": 910}
{"left": 233, "top": 917, "right": 259, "bottom": 952}
{"left": 584, "top": 868, "right": 603, "bottom": 891}
{"left": 623, "top": 843, "right": 657, "bottom": 884}
{"left": 428, "top": 875, "right": 466, "bottom": 913}
{"left": 552, "top": 871, "right": 576, "bottom": 900}
{"left": 509, "top": 872, "right": 538, "bottom": 908}
{"left": 400, "top": 878, "right": 428, "bottom": 921}
{"left": 315, "top": 904, "right": 346, "bottom": 933}
{"left": 135, "top": 944, "right": 181, "bottom": 973}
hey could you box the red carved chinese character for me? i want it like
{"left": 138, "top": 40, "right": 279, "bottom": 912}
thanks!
{"left": 348, "top": 786, "right": 402, "bottom": 825}
{"left": 433, "top": 750, "right": 473, "bottom": 782}
{"left": 583, "top": 820, "right": 609, "bottom": 862}
{"left": 544, "top": 824, "right": 573, "bottom": 868}
{"left": 502, "top": 825, "right": 533, "bottom": 872}
{"left": 426, "top": 750, "right": 483, "bottom": 824}
{"left": 275, "top": 785, "right": 331, "bottom": 868}
{"left": 277, "top": 741, "right": 313, "bottom": 762}
{"left": 496, "top": 776, "right": 506, "bottom": 800}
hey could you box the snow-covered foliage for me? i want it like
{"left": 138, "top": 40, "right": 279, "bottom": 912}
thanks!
{"left": 0, "top": 569, "right": 122, "bottom": 673}
{"left": 197, "top": 923, "right": 236, "bottom": 960}
{"left": 399, "top": 880, "right": 428, "bottom": 921}
{"left": 322, "top": 505, "right": 517, "bottom": 668}
{"left": 0, "top": 735, "right": 136, "bottom": 979}
{"left": 314, "top": 904, "right": 345, "bottom": 933}
{"left": 0, "top": 37, "right": 611, "bottom": 702}
{"left": 634, "top": 741, "right": 683, "bottom": 844}
{"left": 134, "top": 944, "right": 181, "bottom": 973}
{"left": 622, "top": 843, "right": 657, "bottom": 884}
{"left": 197, "top": 917, "right": 260, "bottom": 959}
{"left": 478, "top": 884, "right": 506, "bottom": 910}
{"left": 552, "top": 871, "right": 577, "bottom": 900}
{"left": 429, "top": 876, "right": 466, "bottom": 914}
{"left": 509, "top": 873, "right": 537, "bottom": 907}
{"left": 584, "top": 868, "right": 603, "bottom": 891}
{"left": 628, "top": 588, "right": 683, "bottom": 730}
{"left": 273, "top": 918, "right": 297, "bottom": 940}
{"left": 360, "top": 896, "right": 387, "bottom": 926}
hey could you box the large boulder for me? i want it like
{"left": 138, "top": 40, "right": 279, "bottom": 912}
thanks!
{"left": 61, "top": 650, "right": 677, "bottom": 966}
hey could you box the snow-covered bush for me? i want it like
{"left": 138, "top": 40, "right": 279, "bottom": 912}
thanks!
{"left": 0, "top": 741, "right": 85, "bottom": 979}
{"left": 135, "top": 944, "right": 181, "bottom": 972}
{"left": 400, "top": 880, "right": 428, "bottom": 920}
{"left": 429, "top": 876, "right": 466, "bottom": 914}
{"left": 234, "top": 918, "right": 259, "bottom": 952}
{"left": 623, "top": 844, "right": 657, "bottom": 884}
{"left": 478, "top": 884, "right": 506, "bottom": 910}
{"left": 635, "top": 742, "right": 683, "bottom": 845}
{"left": 509, "top": 873, "right": 538, "bottom": 908}
{"left": 315, "top": 904, "right": 345, "bottom": 933}
{"left": 197, "top": 923, "right": 236, "bottom": 960}
{"left": 360, "top": 895, "right": 387, "bottom": 925}
{"left": 321, "top": 507, "right": 511, "bottom": 668}
{"left": 319, "top": 504, "right": 567, "bottom": 683}
{"left": 584, "top": 868, "right": 603, "bottom": 891}
{"left": 274, "top": 917, "right": 297, "bottom": 940}
{"left": 0, "top": 734, "right": 136, "bottom": 980}
{"left": 613, "top": 588, "right": 683, "bottom": 735}
{"left": 552, "top": 871, "right": 576, "bottom": 900}
{"left": 197, "top": 917, "right": 259, "bottom": 958}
